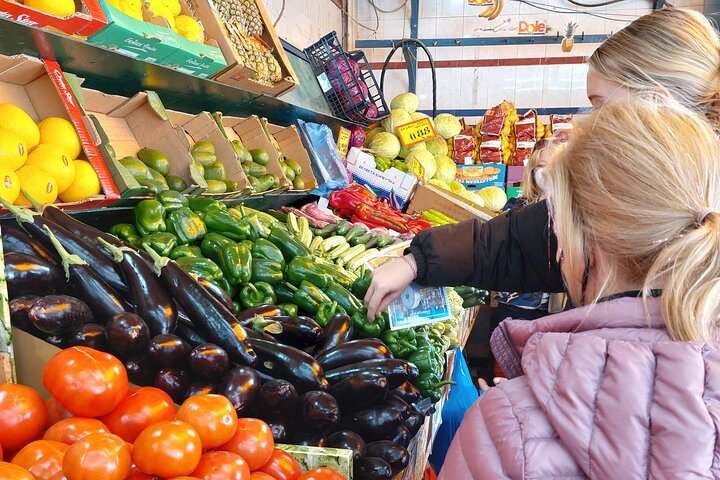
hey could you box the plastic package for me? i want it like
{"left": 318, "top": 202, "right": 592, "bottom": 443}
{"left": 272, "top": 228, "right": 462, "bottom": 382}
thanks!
{"left": 297, "top": 119, "right": 351, "bottom": 197}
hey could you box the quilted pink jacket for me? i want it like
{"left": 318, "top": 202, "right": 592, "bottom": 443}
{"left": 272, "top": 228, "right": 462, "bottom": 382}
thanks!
{"left": 439, "top": 296, "right": 720, "bottom": 479}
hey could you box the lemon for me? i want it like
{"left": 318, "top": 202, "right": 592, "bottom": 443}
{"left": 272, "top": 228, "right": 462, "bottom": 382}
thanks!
{"left": 174, "top": 15, "right": 204, "bottom": 43}
{"left": 59, "top": 160, "right": 101, "bottom": 203}
{"left": 15, "top": 165, "right": 58, "bottom": 206}
{"left": 38, "top": 117, "right": 81, "bottom": 160}
{"left": 24, "top": 0, "right": 75, "bottom": 17}
{"left": 26, "top": 144, "right": 76, "bottom": 193}
{"left": 166, "top": 0, "right": 182, "bottom": 16}
{"left": 0, "top": 104, "right": 39, "bottom": 150}
{"left": 0, "top": 129, "right": 27, "bottom": 171}
{"left": 0, "top": 168, "right": 20, "bottom": 205}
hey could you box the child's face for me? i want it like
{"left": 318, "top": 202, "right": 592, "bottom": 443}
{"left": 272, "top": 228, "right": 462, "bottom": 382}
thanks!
{"left": 533, "top": 150, "right": 552, "bottom": 194}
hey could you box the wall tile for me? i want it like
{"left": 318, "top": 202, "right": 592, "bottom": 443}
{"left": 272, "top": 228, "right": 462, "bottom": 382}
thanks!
{"left": 435, "top": 16, "right": 465, "bottom": 38}
{"left": 570, "top": 63, "right": 591, "bottom": 107}
{"left": 460, "top": 67, "right": 490, "bottom": 109}
{"left": 383, "top": 69, "right": 411, "bottom": 101}
{"left": 418, "top": 17, "right": 437, "bottom": 37}
{"left": 488, "top": 45, "right": 519, "bottom": 59}
{"left": 416, "top": 68, "right": 435, "bottom": 110}
{"left": 354, "top": 0, "right": 375, "bottom": 21}
{"left": 419, "top": 0, "right": 438, "bottom": 18}
{"left": 515, "top": 65, "right": 544, "bottom": 107}
{"left": 486, "top": 66, "right": 517, "bottom": 106}
{"left": 436, "top": 68, "right": 464, "bottom": 109}
{"left": 542, "top": 64, "right": 572, "bottom": 107}
{"left": 382, "top": 18, "right": 410, "bottom": 39}
{"left": 373, "top": 0, "right": 411, "bottom": 19}
{"left": 436, "top": 0, "right": 466, "bottom": 17}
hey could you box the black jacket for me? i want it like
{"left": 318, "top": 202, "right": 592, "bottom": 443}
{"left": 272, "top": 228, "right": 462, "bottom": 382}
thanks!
{"left": 406, "top": 200, "right": 564, "bottom": 293}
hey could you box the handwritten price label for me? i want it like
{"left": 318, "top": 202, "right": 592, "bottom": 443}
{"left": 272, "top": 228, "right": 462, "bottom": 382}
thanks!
{"left": 396, "top": 118, "right": 437, "bottom": 147}
{"left": 337, "top": 127, "right": 351, "bottom": 158}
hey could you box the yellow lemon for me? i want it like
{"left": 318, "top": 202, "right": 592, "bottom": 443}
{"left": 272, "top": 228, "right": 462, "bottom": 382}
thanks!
{"left": 24, "top": 0, "right": 76, "bottom": 16}
{"left": 59, "top": 160, "right": 101, "bottom": 203}
{"left": 38, "top": 117, "right": 81, "bottom": 160}
{"left": 0, "top": 128, "right": 27, "bottom": 171}
{"left": 166, "top": 0, "right": 182, "bottom": 16}
{"left": 0, "top": 168, "right": 20, "bottom": 205}
{"left": 174, "top": 15, "right": 204, "bottom": 43}
{"left": 26, "top": 144, "right": 76, "bottom": 193}
{"left": 0, "top": 104, "right": 39, "bottom": 150}
{"left": 15, "top": 165, "right": 58, "bottom": 206}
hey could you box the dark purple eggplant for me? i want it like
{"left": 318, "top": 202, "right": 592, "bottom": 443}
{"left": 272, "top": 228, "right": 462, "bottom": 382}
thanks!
{"left": 144, "top": 248, "right": 255, "bottom": 366}
{"left": 321, "top": 431, "right": 366, "bottom": 463}
{"left": 5, "top": 252, "right": 65, "bottom": 298}
{"left": 9, "top": 295, "right": 39, "bottom": 331}
{"left": 290, "top": 431, "right": 324, "bottom": 447}
{"left": 235, "top": 304, "right": 283, "bottom": 322}
{"left": 248, "top": 337, "right": 329, "bottom": 392}
{"left": 313, "top": 314, "right": 354, "bottom": 356}
{"left": 326, "top": 359, "right": 411, "bottom": 389}
{"left": 267, "top": 420, "right": 288, "bottom": 443}
{"left": 185, "top": 381, "right": 217, "bottom": 399}
{"left": 188, "top": 343, "right": 230, "bottom": 381}
{"left": 391, "top": 382, "right": 421, "bottom": 405}
{"left": 257, "top": 379, "right": 299, "bottom": 415}
{"left": 404, "top": 412, "right": 423, "bottom": 438}
{"left": 301, "top": 391, "right": 340, "bottom": 429}
{"left": 105, "top": 312, "right": 151, "bottom": 356}
{"left": 147, "top": 334, "right": 190, "bottom": 368}
{"left": 44, "top": 334, "right": 66, "bottom": 349}
{"left": 316, "top": 339, "right": 392, "bottom": 372}
{"left": 198, "top": 277, "right": 234, "bottom": 312}
{"left": 328, "top": 371, "right": 388, "bottom": 413}
{"left": 337, "top": 406, "right": 404, "bottom": 443}
{"left": 253, "top": 368, "right": 276, "bottom": 383}
{"left": 243, "top": 326, "right": 277, "bottom": 342}
{"left": 366, "top": 441, "right": 409, "bottom": 474}
{"left": 3, "top": 226, "right": 58, "bottom": 265}
{"left": 175, "top": 314, "right": 208, "bottom": 347}
{"left": 68, "top": 324, "right": 109, "bottom": 351}
{"left": 29, "top": 295, "right": 92, "bottom": 336}
{"left": 264, "top": 316, "right": 322, "bottom": 349}
{"left": 220, "top": 366, "right": 260, "bottom": 415}
{"left": 389, "top": 425, "right": 410, "bottom": 448}
{"left": 154, "top": 368, "right": 192, "bottom": 404}
{"left": 407, "top": 362, "right": 420, "bottom": 384}
{"left": 125, "top": 356, "right": 155, "bottom": 386}
{"left": 354, "top": 457, "right": 393, "bottom": 480}
{"left": 383, "top": 395, "right": 411, "bottom": 420}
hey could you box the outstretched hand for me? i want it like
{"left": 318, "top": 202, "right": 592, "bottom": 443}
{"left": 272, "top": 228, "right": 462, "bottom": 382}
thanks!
{"left": 364, "top": 254, "right": 417, "bottom": 319}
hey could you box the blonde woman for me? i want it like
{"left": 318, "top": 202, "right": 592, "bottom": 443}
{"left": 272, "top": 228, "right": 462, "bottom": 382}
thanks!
{"left": 441, "top": 100, "right": 720, "bottom": 479}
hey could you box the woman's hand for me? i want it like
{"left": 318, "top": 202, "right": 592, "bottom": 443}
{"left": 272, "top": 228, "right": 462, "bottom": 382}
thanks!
{"left": 364, "top": 254, "right": 417, "bottom": 319}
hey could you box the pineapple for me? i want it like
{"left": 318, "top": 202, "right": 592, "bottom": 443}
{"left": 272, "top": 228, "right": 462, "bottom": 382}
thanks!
{"left": 241, "top": 0, "right": 263, "bottom": 37}
{"left": 561, "top": 22, "right": 578, "bottom": 53}
{"left": 264, "top": 50, "right": 282, "bottom": 83}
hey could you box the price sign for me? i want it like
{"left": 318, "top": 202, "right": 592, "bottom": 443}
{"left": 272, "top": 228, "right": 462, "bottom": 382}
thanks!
{"left": 337, "top": 127, "right": 351, "bottom": 159}
{"left": 396, "top": 118, "right": 437, "bottom": 147}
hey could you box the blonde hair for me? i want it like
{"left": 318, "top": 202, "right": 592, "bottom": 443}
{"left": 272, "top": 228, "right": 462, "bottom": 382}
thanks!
{"left": 520, "top": 140, "right": 561, "bottom": 203}
{"left": 546, "top": 101, "right": 720, "bottom": 343}
{"left": 589, "top": 8, "right": 720, "bottom": 126}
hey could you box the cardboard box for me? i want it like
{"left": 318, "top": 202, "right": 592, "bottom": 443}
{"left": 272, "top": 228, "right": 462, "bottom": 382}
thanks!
{"left": 406, "top": 184, "right": 493, "bottom": 222}
{"left": 266, "top": 123, "right": 318, "bottom": 192}
{"left": 276, "top": 445, "right": 352, "bottom": 479}
{"left": 0, "top": 0, "right": 107, "bottom": 37}
{"left": 0, "top": 245, "right": 14, "bottom": 384}
{"left": 456, "top": 163, "right": 506, "bottom": 191}
{"left": 506, "top": 165, "right": 524, "bottom": 185}
{"left": 346, "top": 147, "right": 418, "bottom": 210}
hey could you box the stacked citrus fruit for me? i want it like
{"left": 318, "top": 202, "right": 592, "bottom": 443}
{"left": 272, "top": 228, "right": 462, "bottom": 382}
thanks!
{"left": 0, "top": 103, "right": 101, "bottom": 205}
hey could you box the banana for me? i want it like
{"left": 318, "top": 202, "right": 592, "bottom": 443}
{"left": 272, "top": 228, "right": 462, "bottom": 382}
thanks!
{"left": 478, "top": 0, "right": 495, "bottom": 18}
{"left": 487, "top": 0, "right": 504, "bottom": 20}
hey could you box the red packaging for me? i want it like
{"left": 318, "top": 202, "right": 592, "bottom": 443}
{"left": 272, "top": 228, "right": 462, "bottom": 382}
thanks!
{"left": 514, "top": 110, "right": 537, "bottom": 142}
{"left": 0, "top": 0, "right": 107, "bottom": 37}
{"left": 480, "top": 138, "right": 503, "bottom": 164}
{"left": 512, "top": 142, "right": 535, "bottom": 166}
{"left": 480, "top": 105, "right": 507, "bottom": 136}
{"left": 551, "top": 114, "right": 573, "bottom": 133}
{"left": 452, "top": 127, "right": 476, "bottom": 165}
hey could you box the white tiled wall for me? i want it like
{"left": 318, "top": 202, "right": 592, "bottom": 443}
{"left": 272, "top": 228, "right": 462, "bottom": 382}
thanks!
{"left": 263, "top": 0, "right": 343, "bottom": 49}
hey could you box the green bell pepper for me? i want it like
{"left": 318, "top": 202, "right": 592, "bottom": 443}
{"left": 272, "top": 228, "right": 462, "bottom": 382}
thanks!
{"left": 286, "top": 256, "right": 332, "bottom": 289}
{"left": 188, "top": 198, "right": 226, "bottom": 215}
{"left": 268, "top": 227, "right": 310, "bottom": 262}
{"left": 135, "top": 199, "right": 166, "bottom": 236}
{"left": 200, "top": 232, "right": 234, "bottom": 264}
{"left": 324, "top": 283, "right": 364, "bottom": 315}
{"left": 314, "top": 301, "right": 347, "bottom": 328}
{"left": 139, "top": 232, "right": 177, "bottom": 257}
{"left": 175, "top": 256, "right": 224, "bottom": 282}
{"left": 351, "top": 308, "right": 387, "bottom": 338}
{"left": 279, "top": 303, "right": 298, "bottom": 316}
{"left": 381, "top": 329, "right": 418, "bottom": 358}
{"left": 239, "top": 240, "right": 254, "bottom": 251}
{"left": 219, "top": 242, "right": 252, "bottom": 285}
{"left": 251, "top": 259, "right": 284, "bottom": 284}
{"left": 292, "top": 280, "right": 331, "bottom": 315}
{"left": 239, "top": 282, "right": 276, "bottom": 309}
{"left": 417, "top": 372, "right": 454, "bottom": 403}
{"left": 352, "top": 269, "right": 373, "bottom": 298}
{"left": 242, "top": 213, "right": 268, "bottom": 241}
{"left": 204, "top": 209, "right": 251, "bottom": 241}
{"left": 109, "top": 223, "right": 141, "bottom": 246}
{"left": 166, "top": 207, "right": 206, "bottom": 245}
{"left": 157, "top": 190, "right": 188, "bottom": 212}
{"left": 314, "top": 262, "right": 355, "bottom": 290}
{"left": 216, "top": 277, "right": 236, "bottom": 297}
{"left": 407, "top": 346, "right": 440, "bottom": 375}
{"left": 170, "top": 245, "right": 202, "bottom": 260}
{"left": 275, "top": 282, "right": 298, "bottom": 304}
{"left": 252, "top": 238, "right": 285, "bottom": 268}
{"left": 232, "top": 301, "right": 242, "bottom": 315}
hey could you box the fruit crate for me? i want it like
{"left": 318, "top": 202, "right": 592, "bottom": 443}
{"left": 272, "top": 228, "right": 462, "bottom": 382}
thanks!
{"left": 304, "top": 31, "right": 389, "bottom": 126}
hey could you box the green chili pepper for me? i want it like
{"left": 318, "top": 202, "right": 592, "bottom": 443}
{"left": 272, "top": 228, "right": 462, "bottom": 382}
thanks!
{"left": 219, "top": 242, "right": 252, "bottom": 285}
{"left": 252, "top": 238, "right": 285, "bottom": 269}
{"left": 170, "top": 245, "right": 202, "bottom": 260}
{"left": 242, "top": 213, "right": 268, "bottom": 241}
{"left": 239, "top": 282, "right": 276, "bottom": 309}
{"left": 351, "top": 308, "right": 387, "bottom": 338}
{"left": 267, "top": 227, "right": 310, "bottom": 262}
{"left": 275, "top": 282, "right": 298, "bottom": 304}
{"left": 175, "top": 256, "right": 224, "bottom": 282}
{"left": 199, "top": 232, "right": 234, "bottom": 264}
{"left": 292, "top": 280, "right": 331, "bottom": 315}
{"left": 135, "top": 199, "right": 166, "bottom": 236}
{"left": 286, "top": 256, "right": 333, "bottom": 289}
{"left": 109, "top": 223, "right": 141, "bottom": 246}
{"left": 139, "top": 232, "right": 177, "bottom": 257}
{"left": 324, "top": 283, "right": 364, "bottom": 315}
{"left": 251, "top": 258, "right": 284, "bottom": 284}
{"left": 204, "top": 209, "right": 251, "bottom": 241}
{"left": 352, "top": 269, "right": 373, "bottom": 298}
{"left": 157, "top": 190, "right": 188, "bottom": 212}
{"left": 279, "top": 303, "right": 298, "bottom": 316}
{"left": 188, "top": 197, "right": 226, "bottom": 215}
{"left": 166, "top": 207, "right": 206, "bottom": 245}
{"left": 315, "top": 301, "right": 347, "bottom": 328}
{"left": 381, "top": 330, "right": 418, "bottom": 358}
{"left": 417, "top": 372, "right": 455, "bottom": 403}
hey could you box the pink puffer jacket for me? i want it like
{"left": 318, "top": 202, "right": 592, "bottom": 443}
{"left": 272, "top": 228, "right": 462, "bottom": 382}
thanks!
{"left": 439, "top": 296, "right": 720, "bottom": 479}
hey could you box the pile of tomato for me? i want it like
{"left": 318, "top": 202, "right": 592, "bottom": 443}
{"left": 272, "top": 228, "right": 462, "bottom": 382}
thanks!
{"left": 0, "top": 346, "right": 346, "bottom": 480}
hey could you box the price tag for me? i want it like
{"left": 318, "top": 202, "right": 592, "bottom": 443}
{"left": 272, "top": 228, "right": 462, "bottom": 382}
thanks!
{"left": 337, "top": 127, "right": 351, "bottom": 159}
{"left": 396, "top": 118, "right": 437, "bottom": 147}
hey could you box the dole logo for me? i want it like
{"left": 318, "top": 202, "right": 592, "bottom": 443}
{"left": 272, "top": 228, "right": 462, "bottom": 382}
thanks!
{"left": 518, "top": 20, "right": 546, "bottom": 35}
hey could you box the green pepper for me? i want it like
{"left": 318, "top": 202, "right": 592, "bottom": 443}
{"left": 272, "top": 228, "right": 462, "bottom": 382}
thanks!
{"left": 216, "top": 277, "right": 237, "bottom": 297}
{"left": 109, "top": 223, "right": 141, "bottom": 246}
{"left": 200, "top": 232, "right": 234, "bottom": 264}
{"left": 315, "top": 301, "right": 347, "bottom": 328}
{"left": 352, "top": 269, "right": 373, "bottom": 298}
{"left": 188, "top": 197, "right": 226, "bottom": 215}
{"left": 252, "top": 238, "right": 285, "bottom": 269}
{"left": 292, "top": 280, "right": 331, "bottom": 315}
{"left": 175, "top": 256, "right": 224, "bottom": 282}
{"left": 166, "top": 207, "right": 206, "bottom": 245}
{"left": 170, "top": 245, "right": 202, "bottom": 260}
{"left": 286, "top": 256, "right": 332, "bottom": 289}
{"left": 239, "top": 240, "right": 254, "bottom": 251}
{"left": 219, "top": 242, "right": 252, "bottom": 285}
{"left": 268, "top": 227, "right": 310, "bottom": 262}
{"left": 242, "top": 213, "right": 268, "bottom": 241}
{"left": 232, "top": 301, "right": 242, "bottom": 315}
{"left": 204, "top": 209, "right": 251, "bottom": 241}
{"left": 381, "top": 330, "right": 418, "bottom": 358}
{"left": 407, "top": 346, "right": 439, "bottom": 375}
{"left": 275, "top": 282, "right": 298, "bottom": 304}
{"left": 239, "top": 282, "right": 276, "bottom": 309}
{"left": 351, "top": 308, "right": 387, "bottom": 338}
{"left": 278, "top": 303, "right": 298, "bottom": 316}
{"left": 157, "top": 190, "right": 188, "bottom": 212}
{"left": 251, "top": 259, "right": 284, "bottom": 284}
{"left": 135, "top": 199, "right": 166, "bottom": 236}
{"left": 417, "top": 372, "right": 454, "bottom": 403}
{"left": 139, "top": 232, "right": 177, "bottom": 257}
{"left": 324, "top": 283, "right": 364, "bottom": 315}
{"left": 314, "top": 261, "right": 355, "bottom": 290}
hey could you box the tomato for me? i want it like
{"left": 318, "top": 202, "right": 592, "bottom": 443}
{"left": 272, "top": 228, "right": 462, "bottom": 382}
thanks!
{"left": 43, "top": 347, "right": 128, "bottom": 417}
{"left": 49, "top": 471, "right": 68, "bottom": 480}
{"left": 62, "top": 432, "right": 131, "bottom": 480}
{"left": 11, "top": 440, "right": 68, "bottom": 480}
{"left": 250, "top": 473, "right": 276, "bottom": 480}
{"left": 298, "top": 468, "right": 346, "bottom": 480}
{"left": 256, "top": 449, "right": 301, "bottom": 480}
{"left": 1, "top": 441, "right": 3, "bottom": 461}
{"left": 0, "top": 461, "right": 33, "bottom": 480}
{"left": 217, "top": 418, "right": 273, "bottom": 471}
{"left": 190, "top": 451, "right": 250, "bottom": 480}
{"left": 101, "top": 387, "right": 175, "bottom": 443}
{"left": 0, "top": 384, "right": 48, "bottom": 450}
{"left": 166, "top": 477, "right": 202, "bottom": 480}
{"left": 132, "top": 420, "right": 202, "bottom": 478}
{"left": 46, "top": 397, "right": 72, "bottom": 427}
{"left": 176, "top": 394, "right": 237, "bottom": 450}
{"left": 125, "top": 468, "right": 158, "bottom": 479}
{"left": 43, "top": 418, "right": 110, "bottom": 445}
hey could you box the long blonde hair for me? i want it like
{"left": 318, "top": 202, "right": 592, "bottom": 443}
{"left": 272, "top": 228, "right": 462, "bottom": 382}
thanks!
{"left": 589, "top": 8, "right": 720, "bottom": 125}
{"left": 520, "top": 139, "right": 561, "bottom": 203}
{"left": 546, "top": 101, "right": 720, "bottom": 343}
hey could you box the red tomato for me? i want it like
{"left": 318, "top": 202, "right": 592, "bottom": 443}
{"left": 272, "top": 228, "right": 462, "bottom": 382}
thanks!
{"left": 1, "top": 441, "right": 4, "bottom": 461}
{"left": 132, "top": 420, "right": 202, "bottom": 478}
{"left": 45, "top": 397, "right": 72, "bottom": 427}
{"left": 298, "top": 468, "right": 346, "bottom": 480}
{"left": 217, "top": 418, "right": 273, "bottom": 471}
{"left": 0, "top": 384, "right": 48, "bottom": 450}
{"left": 11, "top": 440, "right": 68, "bottom": 480}
{"left": 190, "top": 451, "right": 250, "bottom": 480}
{"left": 0, "top": 461, "right": 33, "bottom": 480}
{"left": 43, "top": 347, "right": 128, "bottom": 417}
{"left": 176, "top": 394, "right": 238, "bottom": 450}
{"left": 256, "top": 449, "right": 301, "bottom": 480}
{"left": 43, "top": 418, "right": 110, "bottom": 445}
{"left": 250, "top": 473, "right": 276, "bottom": 480}
{"left": 166, "top": 477, "right": 202, "bottom": 480}
{"left": 49, "top": 471, "right": 68, "bottom": 480}
{"left": 101, "top": 387, "right": 175, "bottom": 443}
{"left": 62, "top": 432, "right": 131, "bottom": 480}
{"left": 125, "top": 468, "right": 158, "bottom": 479}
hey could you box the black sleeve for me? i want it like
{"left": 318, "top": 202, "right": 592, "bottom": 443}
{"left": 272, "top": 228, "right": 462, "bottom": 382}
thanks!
{"left": 406, "top": 199, "right": 564, "bottom": 293}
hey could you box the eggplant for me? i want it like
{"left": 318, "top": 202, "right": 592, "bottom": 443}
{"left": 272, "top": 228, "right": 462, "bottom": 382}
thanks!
{"left": 354, "top": 457, "right": 393, "bottom": 480}
{"left": 174, "top": 316, "right": 209, "bottom": 347}
{"left": 144, "top": 247, "right": 255, "bottom": 366}
{"left": 313, "top": 314, "right": 354, "bottom": 356}
{"left": 326, "top": 359, "right": 411, "bottom": 390}
{"left": 389, "top": 425, "right": 410, "bottom": 448}
{"left": 257, "top": 379, "right": 299, "bottom": 415}
{"left": 321, "top": 431, "right": 366, "bottom": 463}
{"left": 267, "top": 420, "right": 288, "bottom": 443}
{"left": 220, "top": 366, "right": 260, "bottom": 415}
{"left": 253, "top": 368, "right": 276, "bottom": 383}
{"left": 198, "top": 277, "right": 234, "bottom": 312}
{"left": 9, "top": 295, "right": 40, "bottom": 331}
{"left": 3, "top": 226, "right": 58, "bottom": 265}
{"left": 243, "top": 326, "right": 277, "bottom": 343}
{"left": 382, "top": 395, "right": 412, "bottom": 420}
{"left": 5, "top": 252, "right": 65, "bottom": 298}
{"left": 328, "top": 371, "right": 389, "bottom": 413}
{"left": 188, "top": 343, "right": 230, "bottom": 381}
{"left": 154, "top": 368, "right": 192, "bottom": 404}
{"left": 337, "top": 406, "right": 404, "bottom": 443}
{"left": 147, "top": 334, "right": 191, "bottom": 368}
{"left": 265, "top": 316, "right": 322, "bottom": 349}
{"left": 125, "top": 356, "right": 155, "bottom": 386}
{"left": 391, "top": 382, "right": 421, "bottom": 405}
{"left": 185, "top": 381, "right": 217, "bottom": 399}
{"left": 44, "top": 334, "right": 66, "bottom": 349}
{"left": 236, "top": 304, "right": 283, "bottom": 322}
{"left": 301, "top": 391, "right": 340, "bottom": 429}
{"left": 316, "top": 339, "right": 392, "bottom": 372}
{"left": 29, "top": 295, "right": 92, "bottom": 336}
{"left": 68, "top": 324, "right": 109, "bottom": 351}
{"left": 248, "top": 337, "right": 329, "bottom": 392}
{"left": 105, "top": 312, "right": 151, "bottom": 356}
{"left": 404, "top": 412, "right": 423, "bottom": 438}
{"left": 366, "top": 441, "right": 409, "bottom": 474}
{"left": 407, "top": 362, "right": 420, "bottom": 385}
{"left": 290, "top": 431, "right": 324, "bottom": 447}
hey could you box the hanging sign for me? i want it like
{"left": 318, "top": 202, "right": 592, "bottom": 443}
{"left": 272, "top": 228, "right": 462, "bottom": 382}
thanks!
{"left": 396, "top": 118, "right": 437, "bottom": 147}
